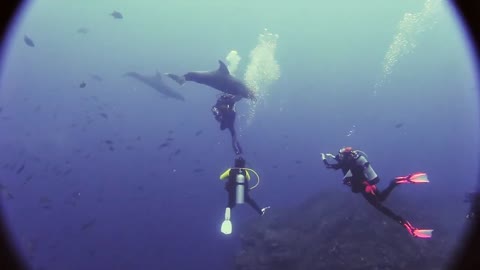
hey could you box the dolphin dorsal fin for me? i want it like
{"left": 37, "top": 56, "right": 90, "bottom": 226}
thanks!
{"left": 217, "top": 60, "right": 230, "bottom": 75}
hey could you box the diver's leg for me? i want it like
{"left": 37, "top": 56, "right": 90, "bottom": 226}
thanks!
{"left": 227, "top": 186, "right": 236, "bottom": 209}
{"left": 376, "top": 180, "right": 398, "bottom": 202}
{"left": 361, "top": 191, "right": 405, "bottom": 225}
{"left": 228, "top": 127, "right": 242, "bottom": 155}
{"left": 244, "top": 193, "right": 263, "bottom": 215}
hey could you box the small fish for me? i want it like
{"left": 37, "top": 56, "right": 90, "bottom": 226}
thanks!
{"left": 168, "top": 130, "right": 174, "bottom": 134}
{"left": 90, "top": 74, "right": 103, "bottom": 82}
{"left": 81, "top": 218, "right": 96, "bottom": 230}
{"left": 395, "top": 122, "right": 405, "bottom": 128}
{"left": 100, "top": 113, "right": 108, "bottom": 119}
{"left": 63, "top": 168, "right": 72, "bottom": 175}
{"left": 193, "top": 168, "right": 204, "bottom": 173}
{"left": 195, "top": 130, "right": 203, "bottom": 136}
{"left": 272, "top": 165, "right": 278, "bottom": 168}
{"left": 126, "top": 145, "right": 133, "bottom": 150}
{"left": 173, "top": 149, "right": 181, "bottom": 156}
{"left": 24, "top": 35, "right": 35, "bottom": 47}
{"left": 77, "top": 27, "right": 89, "bottom": 34}
{"left": 79, "top": 82, "right": 86, "bottom": 88}
{"left": 71, "top": 191, "right": 81, "bottom": 199}
{"left": 295, "top": 160, "right": 302, "bottom": 164}
{"left": 110, "top": 11, "right": 123, "bottom": 19}
{"left": 157, "top": 142, "right": 169, "bottom": 149}
{"left": 136, "top": 136, "right": 141, "bottom": 141}
{"left": 104, "top": 140, "right": 113, "bottom": 145}
{"left": 16, "top": 164, "right": 25, "bottom": 174}
{"left": 166, "top": 137, "right": 174, "bottom": 142}
{"left": 39, "top": 197, "right": 51, "bottom": 204}
{"left": 109, "top": 146, "right": 114, "bottom": 151}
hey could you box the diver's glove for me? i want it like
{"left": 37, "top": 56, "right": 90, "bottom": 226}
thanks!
{"left": 363, "top": 181, "right": 377, "bottom": 195}
{"left": 321, "top": 153, "right": 332, "bottom": 168}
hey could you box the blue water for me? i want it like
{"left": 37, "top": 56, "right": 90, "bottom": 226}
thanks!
{"left": 0, "top": 1, "right": 478, "bottom": 269}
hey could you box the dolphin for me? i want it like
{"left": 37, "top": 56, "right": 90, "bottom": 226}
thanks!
{"left": 165, "top": 60, "right": 256, "bottom": 100}
{"left": 123, "top": 71, "right": 185, "bottom": 101}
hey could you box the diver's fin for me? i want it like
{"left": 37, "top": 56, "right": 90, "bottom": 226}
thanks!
{"left": 165, "top": 73, "right": 186, "bottom": 85}
{"left": 217, "top": 60, "right": 230, "bottom": 75}
{"left": 261, "top": 206, "right": 271, "bottom": 216}
{"left": 221, "top": 208, "right": 232, "bottom": 234}
{"left": 395, "top": 172, "right": 429, "bottom": 184}
{"left": 403, "top": 220, "right": 433, "bottom": 238}
{"left": 413, "top": 229, "right": 433, "bottom": 238}
{"left": 221, "top": 220, "right": 232, "bottom": 235}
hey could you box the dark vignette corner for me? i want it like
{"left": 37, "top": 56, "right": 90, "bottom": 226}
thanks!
{"left": 0, "top": 0, "right": 478, "bottom": 270}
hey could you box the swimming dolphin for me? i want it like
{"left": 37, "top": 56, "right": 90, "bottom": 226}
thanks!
{"left": 110, "top": 11, "right": 123, "bottom": 19}
{"left": 123, "top": 71, "right": 185, "bottom": 101}
{"left": 165, "top": 60, "right": 256, "bottom": 100}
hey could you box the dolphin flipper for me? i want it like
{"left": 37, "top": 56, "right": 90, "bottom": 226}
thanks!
{"left": 165, "top": 73, "right": 186, "bottom": 85}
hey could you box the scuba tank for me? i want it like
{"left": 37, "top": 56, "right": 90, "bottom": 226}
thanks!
{"left": 235, "top": 171, "right": 246, "bottom": 204}
{"left": 353, "top": 151, "right": 377, "bottom": 181}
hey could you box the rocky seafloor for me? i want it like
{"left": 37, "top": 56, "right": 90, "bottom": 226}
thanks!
{"left": 233, "top": 191, "right": 466, "bottom": 270}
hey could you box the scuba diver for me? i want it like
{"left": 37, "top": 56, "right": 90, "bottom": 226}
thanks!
{"left": 321, "top": 147, "right": 433, "bottom": 238}
{"left": 219, "top": 156, "right": 270, "bottom": 235}
{"left": 212, "top": 94, "right": 243, "bottom": 155}
{"left": 465, "top": 191, "right": 480, "bottom": 220}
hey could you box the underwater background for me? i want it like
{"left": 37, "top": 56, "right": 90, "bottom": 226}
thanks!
{"left": 0, "top": 0, "right": 478, "bottom": 269}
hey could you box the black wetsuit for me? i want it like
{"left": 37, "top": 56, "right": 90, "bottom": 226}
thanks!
{"left": 212, "top": 95, "right": 243, "bottom": 155}
{"left": 326, "top": 153, "right": 407, "bottom": 226}
{"left": 224, "top": 169, "right": 262, "bottom": 215}
{"left": 466, "top": 191, "right": 480, "bottom": 220}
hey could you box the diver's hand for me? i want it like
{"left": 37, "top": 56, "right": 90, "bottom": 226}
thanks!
{"left": 326, "top": 153, "right": 336, "bottom": 159}
{"left": 321, "top": 153, "right": 331, "bottom": 168}
{"left": 363, "top": 181, "right": 377, "bottom": 195}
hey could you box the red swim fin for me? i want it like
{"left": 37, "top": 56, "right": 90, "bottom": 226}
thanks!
{"left": 402, "top": 221, "right": 433, "bottom": 238}
{"left": 413, "top": 229, "right": 433, "bottom": 238}
{"left": 395, "top": 172, "right": 429, "bottom": 184}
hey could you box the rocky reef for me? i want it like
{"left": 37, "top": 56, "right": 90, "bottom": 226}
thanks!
{"left": 234, "top": 191, "right": 462, "bottom": 270}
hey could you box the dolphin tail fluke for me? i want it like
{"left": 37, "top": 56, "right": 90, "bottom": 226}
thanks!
{"left": 165, "top": 73, "right": 186, "bottom": 85}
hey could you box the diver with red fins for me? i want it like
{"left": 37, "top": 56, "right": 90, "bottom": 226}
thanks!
{"left": 321, "top": 146, "right": 433, "bottom": 238}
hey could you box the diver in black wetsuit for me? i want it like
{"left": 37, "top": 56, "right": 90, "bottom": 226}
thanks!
{"left": 321, "top": 147, "right": 433, "bottom": 238}
{"left": 219, "top": 156, "right": 269, "bottom": 235}
{"left": 212, "top": 94, "right": 243, "bottom": 155}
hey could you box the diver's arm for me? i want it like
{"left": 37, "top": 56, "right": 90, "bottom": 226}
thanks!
{"left": 321, "top": 153, "right": 342, "bottom": 170}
